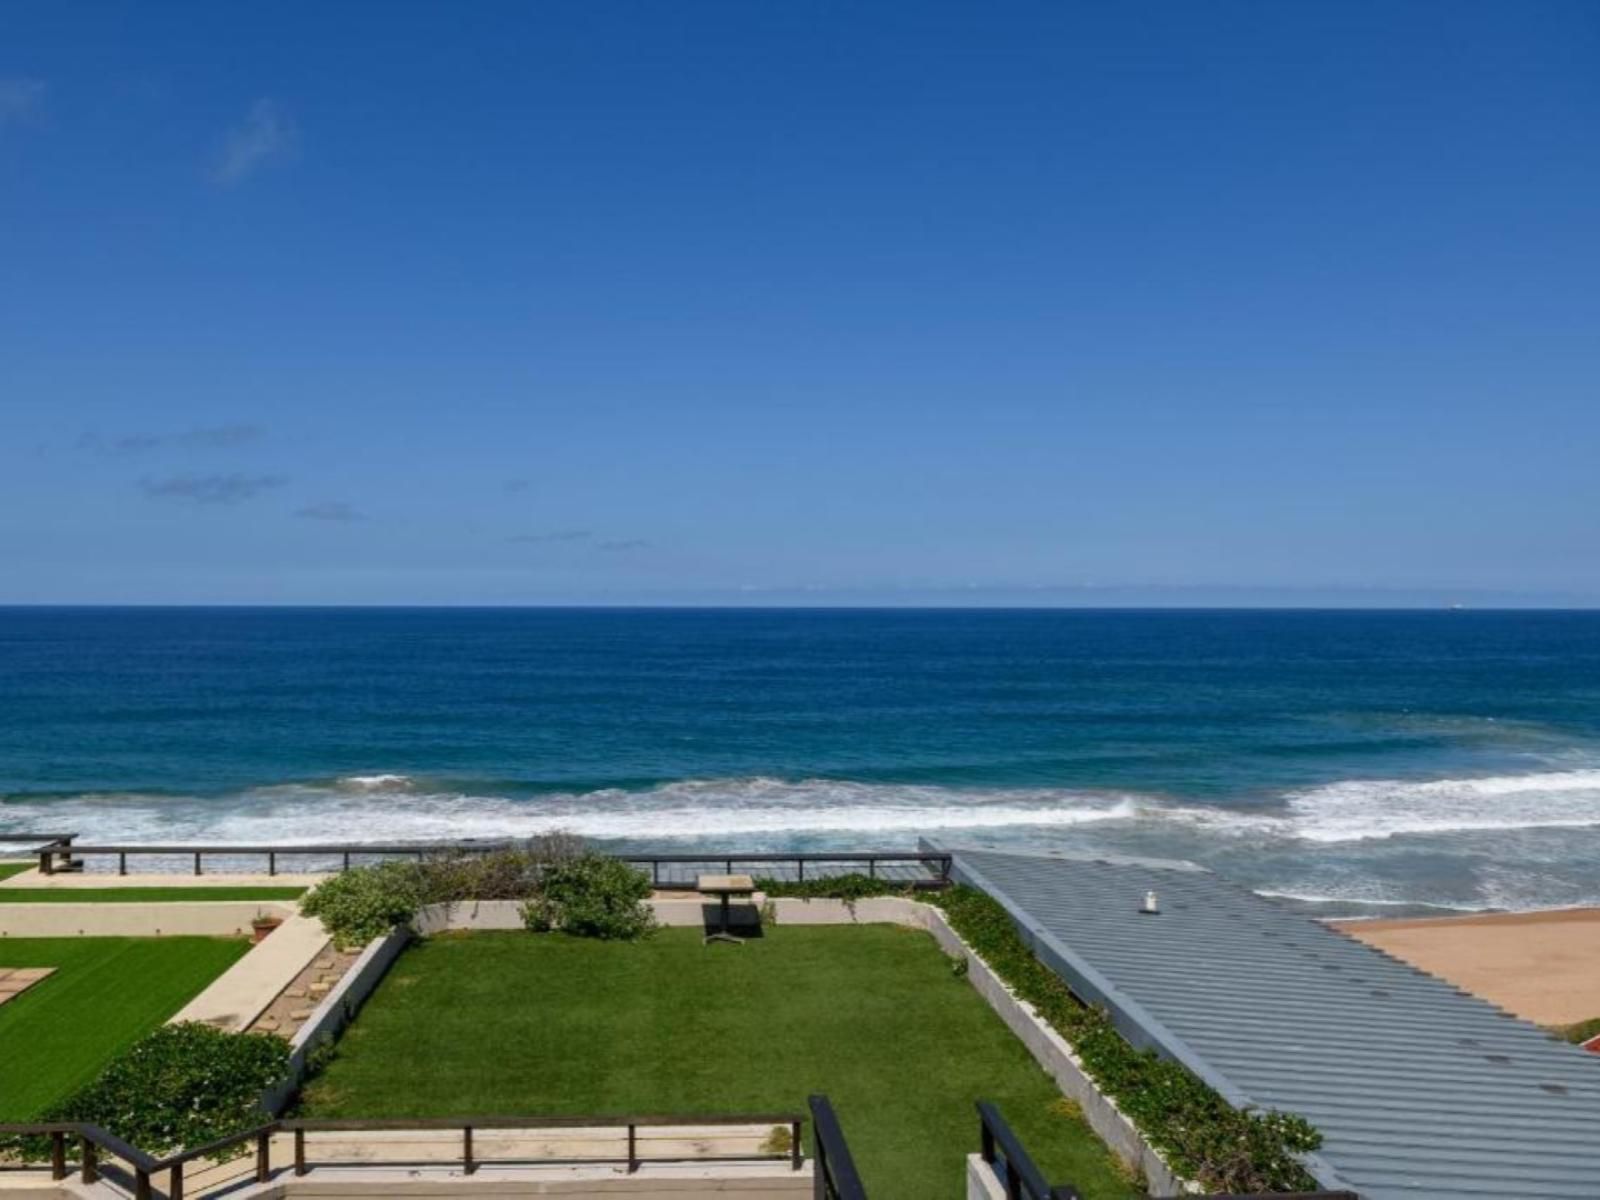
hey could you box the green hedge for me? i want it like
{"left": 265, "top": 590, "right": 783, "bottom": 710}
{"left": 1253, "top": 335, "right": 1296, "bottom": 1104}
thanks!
{"left": 757, "top": 876, "right": 1322, "bottom": 1193}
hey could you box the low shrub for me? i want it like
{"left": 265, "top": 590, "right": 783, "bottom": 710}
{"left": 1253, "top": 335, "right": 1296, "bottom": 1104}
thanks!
{"left": 300, "top": 859, "right": 425, "bottom": 949}
{"left": 302, "top": 833, "right": 593, "bottom": 948}
{"left": 10, "top": 1023, "right": 290, "bottom": 1158}
{"left": 521, "top": 852, "right": 655, "bottom": 940}
{"left": 753, "top": 873, "right": 915, "bottom": 904}
{"left": 925, "top": 886, "right": 1322, "bottom": 1193}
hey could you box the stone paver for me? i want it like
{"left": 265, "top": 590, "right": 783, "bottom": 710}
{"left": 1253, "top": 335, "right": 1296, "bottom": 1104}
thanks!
{"left": 0, "top": 966, "right": 54, "bottom": 1006}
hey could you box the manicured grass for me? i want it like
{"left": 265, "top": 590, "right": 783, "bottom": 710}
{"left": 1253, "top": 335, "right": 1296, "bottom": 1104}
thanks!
{"left": 0, "top": 886, "right": 305, "bottom": 904}
{"left": 0, "top": 936, "right": 250, "bottom": 1119}
{"left": 301, "top": 927, "right": 1139, "bottom": 1200}
{"left": 0, "top": 863, "right": 32, "bottom": 882}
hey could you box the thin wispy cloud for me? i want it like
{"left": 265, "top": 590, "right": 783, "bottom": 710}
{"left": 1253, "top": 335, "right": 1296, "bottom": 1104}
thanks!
{"left": 210, "top": 98, "right": 297, "bottom": 186}
{"left": 504, "top": 479, "right": 532, "bottom": 493}
{"left": 598, "top": 538, "right": 651, "bottom": 552}
{"left": 507, "top": 530, "right": 591, "bottom": 544}
{"left": 78, "top": 424, "right": 265, "bottom": 453}
{"left": 140, "top": 473, "right": 287, "bottom": 505}
{"left": 0, "top": 78, "right": 45, "bottom": 131}
{"left": 295, "top": 501, "right": 367, "bottom": 522}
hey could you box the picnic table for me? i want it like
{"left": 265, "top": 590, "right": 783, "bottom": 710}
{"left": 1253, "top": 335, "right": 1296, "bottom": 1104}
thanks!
{"left": 697, "top": 873, "right": 757, "bottom": 945}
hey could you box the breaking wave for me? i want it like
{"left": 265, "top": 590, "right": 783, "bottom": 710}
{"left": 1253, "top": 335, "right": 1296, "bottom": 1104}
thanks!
{"left": 1282, "top": 769, "right": 1600, "bottom": 843}
{"left": 4, "top": 769, "right": 1600, "bottom": 848}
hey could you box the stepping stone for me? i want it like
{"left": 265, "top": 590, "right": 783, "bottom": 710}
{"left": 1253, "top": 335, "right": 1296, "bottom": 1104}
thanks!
{"left": 256, "top": 1017, "right": 280, "bottom": 1031}
{"left": 314, "top": 958, "right": 335, "bottom": 969}
{"left": 289, "top": 1008, "right": 315, "bottom": 1021}
{"left": 308, "top": 981, "right": 332, "bottom": 996}
{"left": 0, "top": 967, "right": 54, "bottom": 1008}
{"left": 283, "top": 987, "right": 306, "bottom": 998}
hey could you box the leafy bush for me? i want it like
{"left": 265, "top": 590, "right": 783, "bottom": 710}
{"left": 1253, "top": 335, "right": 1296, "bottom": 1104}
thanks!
{"left": 301, "top": 860, "right": 425, "bottom": 948}
{"left": 521, "top": 852, "right": 655, "bottom": 940}
{"left": 754, "top": 874, "right": 915, "bottom": 904}
{"left": 13, "top": 1023, "right": 289, "bottom": 1158}
{"left": 925, "top": 886, "right": 1322, "bottom": 1193}
{"left": 302, "top": 834, "right": 591, "bottom": 947}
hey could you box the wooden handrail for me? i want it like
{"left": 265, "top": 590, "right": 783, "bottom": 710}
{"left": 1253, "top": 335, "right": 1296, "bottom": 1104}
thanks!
{"left": 2, "top": 1109, "right": 809, "bottom": 1195}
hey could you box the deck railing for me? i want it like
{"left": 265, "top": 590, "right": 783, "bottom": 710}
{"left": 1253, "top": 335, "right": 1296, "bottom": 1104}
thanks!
{"left": 976, "top": 1101, "right": 1080, "bottom": 1200}
{"left": 808, "top": 1095, "right": 867, "bottom": 1200}
{"left": 22, "top": 835, "right": 952, "bottom": 886}
{"left": 0, "top": 1111, "right": 805, "bottom": 1199}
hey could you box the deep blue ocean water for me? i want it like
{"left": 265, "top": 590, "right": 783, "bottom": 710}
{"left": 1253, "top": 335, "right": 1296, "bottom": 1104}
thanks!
{"left": 2, "top": 607, "right": 1598, "bottom": 914}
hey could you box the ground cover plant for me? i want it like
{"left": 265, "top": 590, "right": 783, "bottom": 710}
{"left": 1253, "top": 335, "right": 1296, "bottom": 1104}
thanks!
{"left": 0, "top": 886, "right": 305, "bottom": 904}
{"left": 298, "top": 926, "right": 1139, "bottom": 1200}
{"left": 9, "top": 1023, "right": 289, "bottom": 1159}
{"left": 0, "top": 936, "right": 250, "bottom": 1119}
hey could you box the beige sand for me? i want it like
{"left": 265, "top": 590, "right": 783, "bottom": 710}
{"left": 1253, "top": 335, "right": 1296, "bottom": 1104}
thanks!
{"left": 1336, "top": 907, "right": 1600, "bottom": 1027}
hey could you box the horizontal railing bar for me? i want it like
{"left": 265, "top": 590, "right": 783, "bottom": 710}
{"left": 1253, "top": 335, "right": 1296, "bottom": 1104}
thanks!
{"left": 148, "top": 1125, "right": 279, "bottom": 1171}
{"left": 286, "top": 1113, "right": 803, "bottom": 1131}
{"left": 57, "top": 845, "right": 947, "bottom": 863}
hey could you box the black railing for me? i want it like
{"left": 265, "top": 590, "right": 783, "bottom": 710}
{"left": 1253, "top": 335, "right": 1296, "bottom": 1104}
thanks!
{"left": 808, "top": 1095, "right": 867, "bottom": 1200}
{"left": 1, "top": 832, "right": 76, "bottom": 873}
{"left": 977, "top": 1101, "right": 1080, "bottom": 1200}
{"left": 24, "top": 837, "right": 952, "bottom": 886}
{"left": 0, "top": 1111, "right": 804, "bottom": 1199}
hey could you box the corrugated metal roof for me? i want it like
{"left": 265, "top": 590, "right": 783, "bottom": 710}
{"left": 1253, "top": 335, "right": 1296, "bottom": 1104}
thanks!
{"left": 943, "top": 846, "right": 1600, "bottom": 1200}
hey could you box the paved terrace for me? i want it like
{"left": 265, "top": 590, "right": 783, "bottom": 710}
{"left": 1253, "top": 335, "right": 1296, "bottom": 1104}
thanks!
{"left": 944, "top": 845, "right": 1600, "bottom": 1200}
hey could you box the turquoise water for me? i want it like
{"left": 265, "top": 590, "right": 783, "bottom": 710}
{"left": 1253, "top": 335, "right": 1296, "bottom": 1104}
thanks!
{"left": 2, "top": 607, "right": 1598, "bottom": 913}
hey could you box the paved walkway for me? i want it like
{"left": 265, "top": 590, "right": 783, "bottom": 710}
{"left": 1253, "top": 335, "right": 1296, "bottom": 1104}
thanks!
{"left": 170, "top": 914, "right": 331, "bottom": 1032}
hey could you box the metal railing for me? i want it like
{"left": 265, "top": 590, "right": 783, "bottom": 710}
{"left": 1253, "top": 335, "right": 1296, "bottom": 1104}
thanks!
{"left": 808, "top": 1095, "right": 867, "bottom": 1200}
{"left": 21, "top": 835, "right": 952, "bottom": 886}
{"left": 976, "top": 1101, "right": 1079, "bottom": 1200}
{"left": 1, "top": 1111, "right": 805, "bottom": 1199}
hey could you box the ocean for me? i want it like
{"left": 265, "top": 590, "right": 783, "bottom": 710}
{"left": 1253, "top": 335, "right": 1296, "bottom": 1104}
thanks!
{"left": 1, "top": 607, "right": 1597, "bottom": 916}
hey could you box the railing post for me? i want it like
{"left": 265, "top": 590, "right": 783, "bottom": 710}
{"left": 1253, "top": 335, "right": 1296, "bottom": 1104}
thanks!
{"left": 134, "top": 1167, "right": 152, "bottom": 1200}
{"left": 980, "top": 1116, "right": 995, "bottom": 1164}
{"left": 1004, "top": 1158, "right": 1022, "bottom": 1200}
{"left": 343, "top": 851, "right": 351, "bottom": 870}
{"left": 868, "top": 857, "right": 876, "bottom": 880}
{"left": 256, "top": 1130, "right": 270, "bottom": 1182}
{"left": 464, "top": 1125, "right": 475, "bottom": 1175}
{"left": 39, "top": 847, "right": 53, "bottom": 875}
{"left": 294, "top": 1127, "right": 306, "bottom": 1175}
{"left": 798, "top": 858, "right": 805, "bottom": 883}
{"left": 269, "top": 851, "right": 277, "bottom": 877}
{"left": 49, "top": 1131, "right": 65, "bottom": 1179}
{"left": 170, "top": 1163, "right": 185, "bottom": 1200}
{"left": 80, "top": 1136, "right": 98, "bottom": 1184}
{"left": 627, "top": 1122, "right": 638, "bottom": 1173}
{"left": 790, "top": 1119, "right": 802, "bottom": 1171}
{"left": 118, "top": 851, "right": 127, "bottom": 875}
{"left": 193, "top": 851, "right": 202, "bottom": 876}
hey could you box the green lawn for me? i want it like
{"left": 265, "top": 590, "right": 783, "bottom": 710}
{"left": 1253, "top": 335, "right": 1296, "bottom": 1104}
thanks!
{"left": 301, "top": 926, "right": 1139, "bottom": 1200}
{"left": 0, "top": 886, "right": 305, "bottom": 904}
{"left": 0, "top": 863, "right": 32, "bottom": 882}
{"left": 0, "top": 937, "right": 250, "bottom": 1119}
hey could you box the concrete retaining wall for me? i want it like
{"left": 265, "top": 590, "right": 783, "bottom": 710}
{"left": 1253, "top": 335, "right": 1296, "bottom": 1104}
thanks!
{"left": 260, "top": 924, "right": 413, "bottom": 1114}
{"left": 0, "top": 899, "right": 298, "bottom": 938}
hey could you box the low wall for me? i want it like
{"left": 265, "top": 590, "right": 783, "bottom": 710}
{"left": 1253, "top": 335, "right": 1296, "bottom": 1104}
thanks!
{"left": 261, "top": 924, "right": 413, "bottom": 1114}
{"left": 415, "top": 897, "right": 760, "bottom": 934}
{"left": 0, "top": 899, "right": 298, "bottom": 939}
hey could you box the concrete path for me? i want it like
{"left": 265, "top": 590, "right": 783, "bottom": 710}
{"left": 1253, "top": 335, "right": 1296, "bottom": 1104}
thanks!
{"left": 0, "top": 868, "right": 326, "bottom": 889}
{"left": 171, "top": 914, "right": 331, "bottom": 1032}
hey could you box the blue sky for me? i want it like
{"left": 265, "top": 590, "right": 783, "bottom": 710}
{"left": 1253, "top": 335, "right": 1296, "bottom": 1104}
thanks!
{"left": 2, "top": 2, "right": 1596, "bottom": 606}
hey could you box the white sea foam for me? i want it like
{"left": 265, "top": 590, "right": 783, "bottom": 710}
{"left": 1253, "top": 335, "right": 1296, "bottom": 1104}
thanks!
{"left": 6, "top": 769, "right": 1600, "bottom": 848}
{"left": 0, "top": 777, "right": 1148, "bottom": 846}
{"left": 1282, "top": 769, "right": 1600, "bottom": 843}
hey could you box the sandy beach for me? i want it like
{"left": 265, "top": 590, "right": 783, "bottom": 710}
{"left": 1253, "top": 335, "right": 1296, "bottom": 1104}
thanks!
{"left": 1336, "top": 907, "right": 1600, "bottom": 1028}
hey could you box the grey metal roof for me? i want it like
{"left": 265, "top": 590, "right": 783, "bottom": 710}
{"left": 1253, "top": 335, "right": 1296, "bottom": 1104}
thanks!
{"left": 943, "top": 845, "right": 1600, "bottom": 1200}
